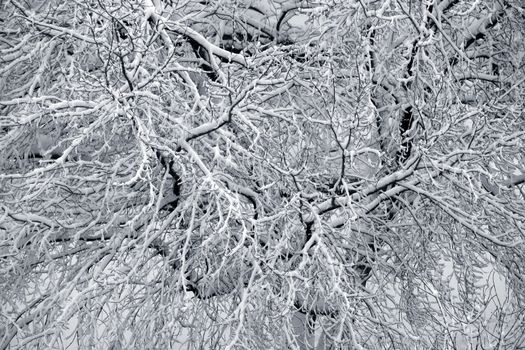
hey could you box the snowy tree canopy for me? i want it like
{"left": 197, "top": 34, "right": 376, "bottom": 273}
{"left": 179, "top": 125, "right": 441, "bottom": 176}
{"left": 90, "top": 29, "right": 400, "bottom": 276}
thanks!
{"left": 1, "top": 0, "right": 525, "bottom": 349}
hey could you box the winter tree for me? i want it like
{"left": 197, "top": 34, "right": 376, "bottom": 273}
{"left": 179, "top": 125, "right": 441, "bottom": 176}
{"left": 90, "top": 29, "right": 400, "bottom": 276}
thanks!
{"left": 1, "top": 0, "right": 524, "bottom": 349}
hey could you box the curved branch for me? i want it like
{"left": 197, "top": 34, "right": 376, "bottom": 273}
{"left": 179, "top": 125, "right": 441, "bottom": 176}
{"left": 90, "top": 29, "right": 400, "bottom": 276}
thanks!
{"left": 462, "top": 3, "right": 508, "bottom": 50}
{"left": 165, "top": 21, "right": 248, "bottom": 67}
